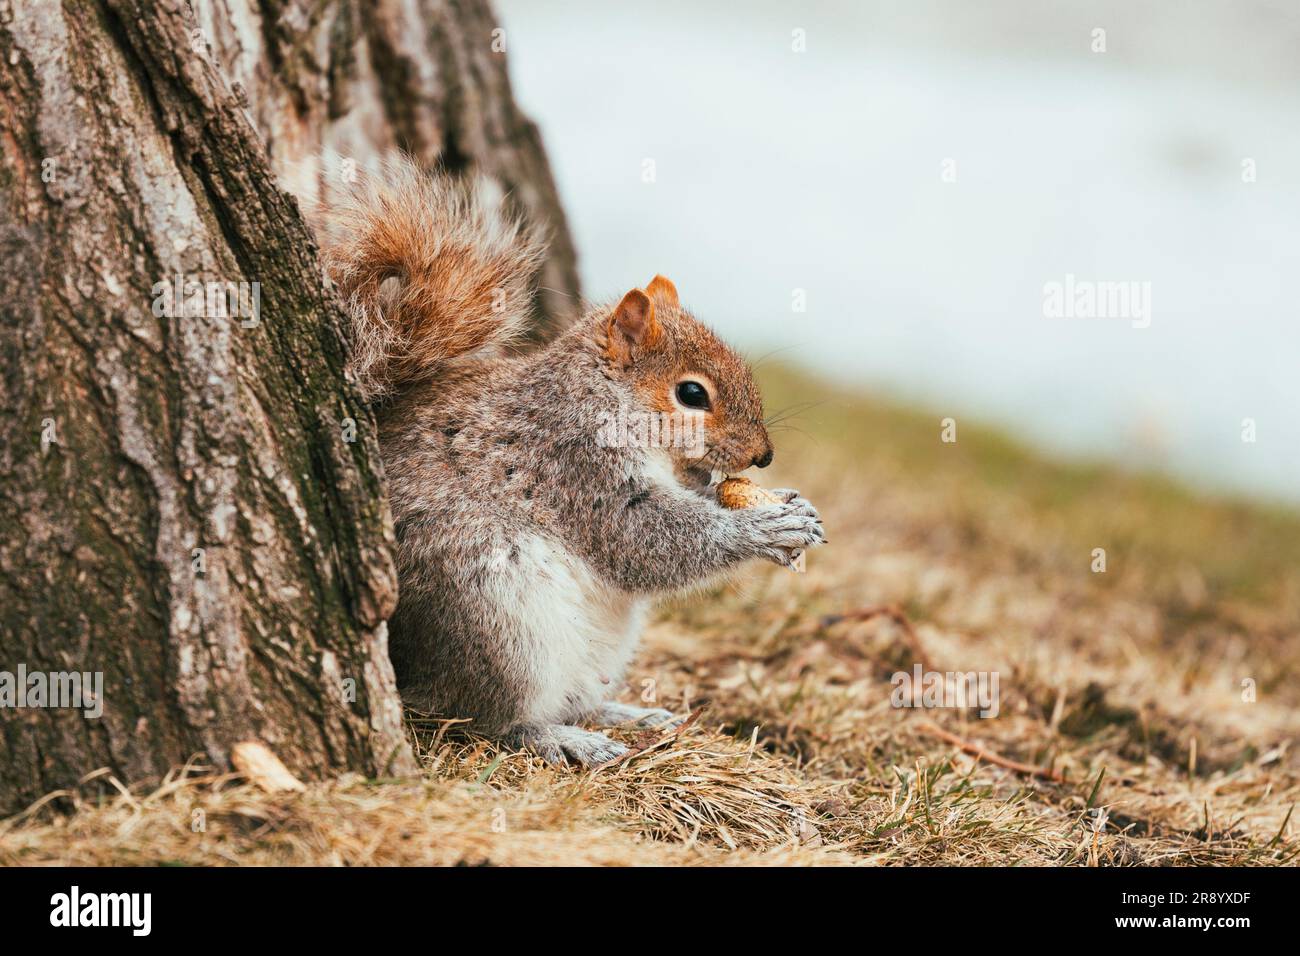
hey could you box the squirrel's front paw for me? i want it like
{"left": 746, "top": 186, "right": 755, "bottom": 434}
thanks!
{"left": 515, "top": 724, "right": 629, "bottom": 767}
{"left": 734, "top": 493, "right": 826, "bottom": 564}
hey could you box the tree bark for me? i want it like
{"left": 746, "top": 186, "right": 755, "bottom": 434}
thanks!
{"left": 0, "top": 0, "right": 579, "bottom": 813}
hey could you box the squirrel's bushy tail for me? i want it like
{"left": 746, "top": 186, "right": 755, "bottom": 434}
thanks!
{"left": 313, "top": 156, "right": 546, "bottom": 402}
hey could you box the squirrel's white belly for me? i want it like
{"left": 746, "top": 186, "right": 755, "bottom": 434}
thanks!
{"left": 488, "top": 534, "right": 648, "bottom": 726}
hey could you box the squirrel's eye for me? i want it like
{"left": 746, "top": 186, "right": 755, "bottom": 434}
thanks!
{"left": 675, "top": 380, "right": 711, "bottom": 410}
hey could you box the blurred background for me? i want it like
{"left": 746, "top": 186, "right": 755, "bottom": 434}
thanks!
{"left": 496, "top": 0, "right": 1300, "bottom": 504}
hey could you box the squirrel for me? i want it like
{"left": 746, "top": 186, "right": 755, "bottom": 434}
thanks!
{"left": 315, "top": 157, "right": 826, "bottom": 765}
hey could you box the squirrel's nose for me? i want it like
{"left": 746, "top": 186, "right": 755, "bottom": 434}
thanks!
{"left": 753, "top": 447, "right": 773, "bottom": 469}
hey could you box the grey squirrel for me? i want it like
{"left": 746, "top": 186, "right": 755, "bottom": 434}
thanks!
{"left": 316, "top": 158, "right": 826, "bottom": 765}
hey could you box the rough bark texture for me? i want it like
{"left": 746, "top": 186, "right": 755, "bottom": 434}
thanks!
{"left": 0, "top": 0, "right": 580, "bottom": 813}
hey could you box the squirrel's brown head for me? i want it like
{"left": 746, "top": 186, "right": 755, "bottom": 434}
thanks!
{"left": 601, "top": 275, "right": 772, "bottom": 490}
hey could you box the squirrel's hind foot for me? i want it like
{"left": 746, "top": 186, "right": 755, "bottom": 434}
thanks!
{"left": 586, "top": 701, "right": 684, "bottom": 730}
{"left": 511, "top": 724, "right": 629, "bottom": 767}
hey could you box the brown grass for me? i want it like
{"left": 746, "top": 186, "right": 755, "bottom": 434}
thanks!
{"left": 3, "top": 365, "right": 1297, "bottom": 866}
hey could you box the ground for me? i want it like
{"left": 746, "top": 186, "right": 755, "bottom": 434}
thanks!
{"left": 3, "top": 366, "right": 1298, "bottom": 866}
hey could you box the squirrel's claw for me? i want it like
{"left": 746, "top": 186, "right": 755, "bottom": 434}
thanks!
{"left": 586, "top": 701, "right": 682, "bottom": 729}
{"left": 514, "top": 724, "right": 629, "bottom": 768}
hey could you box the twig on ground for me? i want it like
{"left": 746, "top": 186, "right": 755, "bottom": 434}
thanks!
{"left": 918, "top": 722, "right": 1065, "bottom": 783}
{"left": 594, "top": 706, "right": 708, "bottom": 772}
{"left": 821, "top": 603, "right": 936, "bottom": 671}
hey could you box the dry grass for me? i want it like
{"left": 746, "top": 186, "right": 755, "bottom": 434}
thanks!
{"left": 3, "top": 365, "right": 1298, "bottom": 866}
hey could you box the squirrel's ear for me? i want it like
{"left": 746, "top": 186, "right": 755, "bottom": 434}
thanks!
{"left": 646, "top": 274, "right": 679, "bottom": 307}
{"left": 607, "top": 288, "right": 660, "bottom": 362}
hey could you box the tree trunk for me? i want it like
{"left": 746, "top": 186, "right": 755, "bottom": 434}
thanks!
{"left": 0, "top": 0, "right": 580, "bottom": 813}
